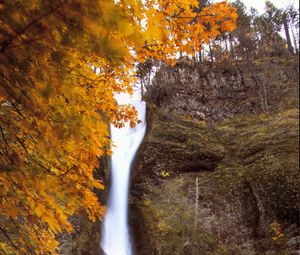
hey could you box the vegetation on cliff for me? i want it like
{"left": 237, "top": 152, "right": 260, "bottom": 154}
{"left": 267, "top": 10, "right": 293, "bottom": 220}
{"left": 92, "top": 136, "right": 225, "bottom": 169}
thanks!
{"left": 131, "top": 105, "right": 299, "bottom": 255}
{"left": 130, "top": 53, "right": 299, "bottom": 255}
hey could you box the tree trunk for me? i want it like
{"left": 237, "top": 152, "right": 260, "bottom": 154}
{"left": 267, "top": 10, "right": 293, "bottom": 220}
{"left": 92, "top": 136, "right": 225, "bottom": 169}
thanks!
{"left": 194, "top": 177, "right": 199, "bottom": 229}
{"left": 274, "top": 34, "right": 281, "bottom": 56}
{"left": 209, "top": 41, "right": 214, "bottom": 62}
{"left": 254, "top": 31, "right": 261, "bottom": 58}
{"left": 289, "top": 20, "right": 298, "bottom": 53}
{"left": 229, "top": 34, "right": 235, "bottom": 59}
{"left": 199, "top": 50, "right": 203, "bottom": 63}
{"left": 219, "top": 36, "right": 223, "bottom": 61}
{"left": 283, "top": 18, "right": 294, "bottom": 53}
{"left": 140, "top": 79, "right": 144, "bottom": 98}
{"left": 224, "top": 34, "right": 229, "bottom": 61}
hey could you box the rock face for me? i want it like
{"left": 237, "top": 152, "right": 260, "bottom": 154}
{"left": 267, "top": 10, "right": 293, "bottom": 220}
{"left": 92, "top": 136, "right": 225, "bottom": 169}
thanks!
{"left": 147, "top": 57, "right": 299, "bottom": 121}
{"left": 129, "top": 57, "right": 299, "bottom": 255}
{"left": 59, "top": 216, "right": 102, "bottom": 255}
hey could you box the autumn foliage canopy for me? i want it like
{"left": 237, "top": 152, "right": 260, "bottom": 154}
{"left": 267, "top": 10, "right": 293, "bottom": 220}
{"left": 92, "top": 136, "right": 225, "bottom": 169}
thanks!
{"left": 0, "top": 0, "right": 237, "bottom": 254}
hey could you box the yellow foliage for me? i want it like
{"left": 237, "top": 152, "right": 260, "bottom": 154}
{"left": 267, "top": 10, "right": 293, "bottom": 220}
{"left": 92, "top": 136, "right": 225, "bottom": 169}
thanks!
{"left": 0, "top": 0, "right": 236, "bottom": 254}
{"left": 270, "top": 221, "right": 285, "bottom": 241}
{"left": 160, "top": 170, "right": 171, "bottom": 177}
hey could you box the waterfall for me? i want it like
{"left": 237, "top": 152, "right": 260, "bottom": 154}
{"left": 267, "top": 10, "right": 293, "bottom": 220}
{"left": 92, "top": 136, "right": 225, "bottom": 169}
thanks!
{"left": 101, "top": 101, "right": 146, "bottom": 255}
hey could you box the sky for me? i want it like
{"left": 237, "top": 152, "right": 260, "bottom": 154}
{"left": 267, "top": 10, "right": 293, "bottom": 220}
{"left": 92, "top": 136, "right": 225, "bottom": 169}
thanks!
{"left": 215, "top": 0, "right": 299, "bottom": 13}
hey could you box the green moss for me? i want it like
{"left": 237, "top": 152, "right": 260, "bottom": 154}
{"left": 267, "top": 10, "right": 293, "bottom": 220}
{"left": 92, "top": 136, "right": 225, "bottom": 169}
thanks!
{"left": 137, "top": 178, "right": 230, "bottom": 255}
{"left": 131, "top": 107, "right": 299, "bottom": 254}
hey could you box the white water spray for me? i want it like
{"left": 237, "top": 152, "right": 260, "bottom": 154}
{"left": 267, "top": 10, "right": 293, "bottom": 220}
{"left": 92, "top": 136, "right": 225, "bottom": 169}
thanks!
{"left": 101, "top": 101, "right": 146, "bottom": 255}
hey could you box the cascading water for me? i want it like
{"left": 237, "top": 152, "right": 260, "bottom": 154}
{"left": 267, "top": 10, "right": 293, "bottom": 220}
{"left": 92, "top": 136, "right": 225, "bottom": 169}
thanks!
{"left": 101, "top": 101, "right": 146, "bottom": 255}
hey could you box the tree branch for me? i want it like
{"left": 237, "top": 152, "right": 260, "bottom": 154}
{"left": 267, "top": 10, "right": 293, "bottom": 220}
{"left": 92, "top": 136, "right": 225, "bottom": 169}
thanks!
{"left": 0, "top": 17, "right": 27, "bottom": 43}
{"left": 0, "top": 125, "right": 9, "bottom": 149}
{"left": 0, "top": 226, "right": 24, "bottom": 255}
{"left": 0, "top": 2, "right": 66, "bottom": 53}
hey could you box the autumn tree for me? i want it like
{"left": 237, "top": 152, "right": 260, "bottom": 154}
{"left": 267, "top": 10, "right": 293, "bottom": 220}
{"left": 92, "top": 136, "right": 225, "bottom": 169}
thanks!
{"left": 0, "top": 1, "right": 237, "bottom": 254}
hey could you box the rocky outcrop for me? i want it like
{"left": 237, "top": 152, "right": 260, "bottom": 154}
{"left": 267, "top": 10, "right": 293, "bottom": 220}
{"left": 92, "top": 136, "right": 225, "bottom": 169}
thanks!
{"left": 130, "top": 57, "right": 299, "bottom": 255}
{"left": 146, "top": 57, "right": 299, "bottom": 122}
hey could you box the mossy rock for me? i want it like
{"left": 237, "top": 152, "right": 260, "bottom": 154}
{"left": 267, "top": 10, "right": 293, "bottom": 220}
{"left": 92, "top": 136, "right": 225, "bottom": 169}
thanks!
{"left": 130, "top": 107, "right": 299, "bottom": 255}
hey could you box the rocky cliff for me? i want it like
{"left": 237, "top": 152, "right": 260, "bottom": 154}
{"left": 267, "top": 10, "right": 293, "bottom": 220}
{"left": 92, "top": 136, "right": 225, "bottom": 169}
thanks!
{"left": 129, "top": 57, "right": 299, "bottom": 255}
{"left": 146, "top": 57, "right": 298, "bottom": 121}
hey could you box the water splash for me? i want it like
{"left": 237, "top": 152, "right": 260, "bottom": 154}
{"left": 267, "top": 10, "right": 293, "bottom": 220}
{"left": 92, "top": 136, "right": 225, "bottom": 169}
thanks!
{"left": 101, "top": 101, "right": 146, "bottom": 255}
